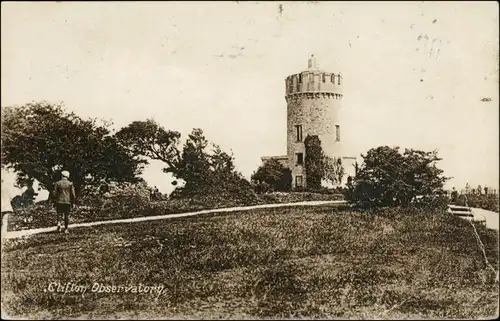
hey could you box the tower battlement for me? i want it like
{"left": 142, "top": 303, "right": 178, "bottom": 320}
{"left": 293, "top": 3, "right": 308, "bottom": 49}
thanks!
{"left": 285, "top": 55, "right": 343, "bottom": 96}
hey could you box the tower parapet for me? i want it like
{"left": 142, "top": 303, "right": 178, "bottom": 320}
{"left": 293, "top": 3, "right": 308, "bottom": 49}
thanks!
{"left": 285, "top": 55, "right": 343, "bottom": 98}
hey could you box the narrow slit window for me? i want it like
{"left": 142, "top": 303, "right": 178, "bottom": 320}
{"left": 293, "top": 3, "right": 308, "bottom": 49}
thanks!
{"left": 322, "top": 74, "right": 326, "bottom": 83}
{"left": 338, "top": 75, "right": 341, "bottom": 85}
{"left": 331, "top": 74, "right": 335, "bottom": 83}
{"left": 335, "top": 125, "right": 340, "bottom": 142}
{"left": 295, "top": 125, "right": 303, "bottom": 142}
{"left": 296, "top": 153, "right": 304, "bottom": 165}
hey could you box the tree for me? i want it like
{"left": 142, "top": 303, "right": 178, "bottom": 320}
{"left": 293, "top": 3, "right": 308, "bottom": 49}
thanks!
{"left": 346, "top": 146, "right": 449, "bottom": 209}
{"left": 304, "top": 135, "right": 323, "bottom": 190}
{"left": 117, "top": 121, "right": 257, "bottom": 201}
{"left": 323, "top": 156, "right": 345, "bottom": 186}
{"left": 172, "top": 128, "right": 258, "bottom": 203}
{"left": 304, "top": 135, "right": 345, "bottom": 190}
{"left": 115, "top": 119, "right": 182, "bottom": 173}
{"left": 251, "top": 159, "right": 292, "bottom": 193}
{"left": 172, "top": 128, "right": 216, "bottom": 195}
{"left": 1, "top": 102, "right": 145, "bottom": 198}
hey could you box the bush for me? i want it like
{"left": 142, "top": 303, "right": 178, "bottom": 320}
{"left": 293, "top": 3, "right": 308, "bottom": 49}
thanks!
{"left": 6, "top": 203, "right": 55, "bottom": 231}
{"left": 455, "top": 194, "right": 499, "bottom": 212}
{"left": 346, "top": 146, "right": 448, "bottom": 210}
{"left": 98, "top": 182, "right": 152, "bottom": 220}
{"left": 170, "top": 170, "right": 260, "bottom": 207}
{"left": 259, "top": 192, "right": 344, "bottom": 204}
{"left": 251, "top": 159, "right": 292, "bottom": 193}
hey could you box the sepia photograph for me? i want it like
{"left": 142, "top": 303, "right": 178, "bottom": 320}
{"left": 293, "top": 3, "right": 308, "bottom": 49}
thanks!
{"left": 1, "top": 1, "right": 499, "bottom": 319}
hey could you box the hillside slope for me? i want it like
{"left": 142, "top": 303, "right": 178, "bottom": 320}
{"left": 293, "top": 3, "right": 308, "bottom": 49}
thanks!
{"left": 1, "top": 205, "right": 498, "bottom": 319}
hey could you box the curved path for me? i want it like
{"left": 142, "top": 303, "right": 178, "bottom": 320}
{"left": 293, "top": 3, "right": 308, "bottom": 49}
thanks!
{"left": 3, "top": 200, "right": 347, "bottom": 240}
{"left": 4, "top": 202, "right": 496, "bottom": 240}
{"left": 471, "top": 207, "right": 499, "bottom": 230}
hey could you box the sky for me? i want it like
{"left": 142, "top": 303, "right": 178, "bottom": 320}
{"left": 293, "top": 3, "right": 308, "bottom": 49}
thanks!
{"left": 1, "top": 1, "right": 499, "bottom": 199}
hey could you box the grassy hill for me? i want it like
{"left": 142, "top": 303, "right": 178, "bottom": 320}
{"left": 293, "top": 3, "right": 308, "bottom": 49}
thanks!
{"left": 1, "top": 204, "right": 498, "bottom": 319}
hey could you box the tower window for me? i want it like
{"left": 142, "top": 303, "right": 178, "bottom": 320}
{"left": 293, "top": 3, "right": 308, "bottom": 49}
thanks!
{"left": 331, "top": 74, "right": 335, "bottom": 83}
{"left": 335, "top": 125, "right": 340, "bottom": 142}
{"left": 295, "top": 175, "right": 303, "bottom": 187}
{"left": 338, "top": 75, "right": 341, "bottom": 85}
{"left": 322, "top": 74, "right": 326, "bottom": 83}
{"left": 296, "top": 153, "right": 304, "bottom": 165}
{"left": 295, "top": 125, "right": 303, "bottom": 142}
{"left": 298, "top": 74, "right": 302, "bottom": 83}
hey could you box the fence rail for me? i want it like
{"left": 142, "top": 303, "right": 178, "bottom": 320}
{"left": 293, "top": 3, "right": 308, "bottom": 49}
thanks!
{"left": 447, "top": 205, "right": 473, "bottom": 217}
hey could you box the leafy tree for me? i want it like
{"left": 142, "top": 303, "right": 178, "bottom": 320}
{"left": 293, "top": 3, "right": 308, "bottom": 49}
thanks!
{"left": 345, "top": 146, "right": 449, "bottom": 209}
{"left": 172, "top": 129, "right": 259, "bottom": 203}
{"left": 251, "top": 159, "right": 292, "bottom": 193}
{"left": 115, "top": 119, "right": 182, "bottom": 172}
{"left": 304, "top": 135, "right": 345, "bottom": 190}
{"left": 323, "top": 156, "right": 345, "bottom": 186}
{"left": 116, "top": 122, "right": 230, "bottom": 188}
{"left": 172, "top": 128, "right": 215, "bottom": 195}
{"left": 304, "top": 135, "right": 323, "bottom": 190}
{"left": 117, "top": 121, "right": 257, "bottom": 201}
{"left": 1, "top": 102, "right": 145, "bottom": 198}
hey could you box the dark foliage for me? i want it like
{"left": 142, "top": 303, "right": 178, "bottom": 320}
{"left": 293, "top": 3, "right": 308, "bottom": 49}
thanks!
{"left": 455, "top": 193, "right": 499, "bottom": 212}
{"left": 345, "top": 146, "right": 449, "bottom": 210}
{"left": 1, "top": 102, "right": 145, "bottom": 198}
{"left": 251, "top": 158, "right": 292, "bottom": 193}
{"left": 117, "top": 121, "right": 258, "bottom": 204}
{"left": 304, "top": 135, "right": 323, "bottom": 190}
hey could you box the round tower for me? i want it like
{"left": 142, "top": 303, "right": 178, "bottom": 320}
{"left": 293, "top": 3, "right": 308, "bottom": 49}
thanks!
{"left": 285, "top": 54, "right": 344, "bottom": 189}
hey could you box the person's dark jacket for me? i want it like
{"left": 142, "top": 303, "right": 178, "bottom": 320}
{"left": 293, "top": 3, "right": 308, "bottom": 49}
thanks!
{"left": 52, "top": 178, "right": 76, "bottom": 205}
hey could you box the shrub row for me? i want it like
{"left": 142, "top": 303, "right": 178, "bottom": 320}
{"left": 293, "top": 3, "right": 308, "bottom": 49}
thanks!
{"left": 454, "top": 194, "right": 499, "bottom": 212}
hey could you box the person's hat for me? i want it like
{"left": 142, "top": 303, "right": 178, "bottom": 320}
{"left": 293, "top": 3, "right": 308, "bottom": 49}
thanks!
{"left": 61, "top": 171, "right": 70, "bottom": 178}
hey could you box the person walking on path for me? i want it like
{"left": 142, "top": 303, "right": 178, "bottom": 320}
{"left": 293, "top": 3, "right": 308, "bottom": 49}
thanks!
{"left": 52, "top": 170, "right": 76, "bottom": 233}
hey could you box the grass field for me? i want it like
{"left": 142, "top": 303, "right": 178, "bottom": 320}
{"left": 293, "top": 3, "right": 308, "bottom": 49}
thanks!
{"left": 1, "top": 205, "right": 498, "bottom": 319}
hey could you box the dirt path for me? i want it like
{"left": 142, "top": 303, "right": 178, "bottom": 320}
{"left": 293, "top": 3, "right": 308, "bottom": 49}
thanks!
{"left": 3, "top": 200, "right": 347, "bottom": 239}
{"left": 471, "top": 207, "right": 499, "bottom": 230}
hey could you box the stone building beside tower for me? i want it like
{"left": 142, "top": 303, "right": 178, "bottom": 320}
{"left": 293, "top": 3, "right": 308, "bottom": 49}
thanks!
{"left": 261, "top": 55, "right": 357, "bottom": 190}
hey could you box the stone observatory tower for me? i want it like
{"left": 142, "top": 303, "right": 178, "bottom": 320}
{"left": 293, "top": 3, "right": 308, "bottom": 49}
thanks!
{"left": 284, "top": 54, "right": 344, "bottom": 189}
